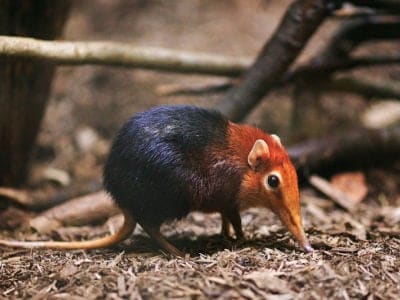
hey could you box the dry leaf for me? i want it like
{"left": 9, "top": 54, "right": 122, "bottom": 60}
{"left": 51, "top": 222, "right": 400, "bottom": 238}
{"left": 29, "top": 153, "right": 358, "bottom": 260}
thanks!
{"left": 59, "top": 263, "right": 79, "bottom": 278}
{"left": 244, "top": 270, "right": 289, "bottom": 293}
{"left": 331, "top": 172, "right": 368, "bottom": 205}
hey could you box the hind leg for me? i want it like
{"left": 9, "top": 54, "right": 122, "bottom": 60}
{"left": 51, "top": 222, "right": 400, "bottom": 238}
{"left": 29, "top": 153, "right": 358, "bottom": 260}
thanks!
{"left": 141, "top": 224, "right": 184, "bottom": 257}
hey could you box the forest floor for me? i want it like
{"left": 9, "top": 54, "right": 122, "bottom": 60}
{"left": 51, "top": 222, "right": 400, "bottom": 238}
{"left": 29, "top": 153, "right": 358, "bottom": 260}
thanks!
{"left": 1, "top": 1, "right": 400, "bottom": 299}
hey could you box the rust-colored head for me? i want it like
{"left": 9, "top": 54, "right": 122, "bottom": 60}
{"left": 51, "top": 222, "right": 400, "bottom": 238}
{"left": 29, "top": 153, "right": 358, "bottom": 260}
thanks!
{"left": 237, "top": 133, "right": 313, "bottom": 253}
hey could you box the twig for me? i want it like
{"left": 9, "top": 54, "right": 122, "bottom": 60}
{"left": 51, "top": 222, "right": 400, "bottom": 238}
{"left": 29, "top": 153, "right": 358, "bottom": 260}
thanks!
{"left": 321, "top": 76, "right": 400, "bottom": 100}
{"left": 0, "top": 36, "right": 252, "bottom": 76}
{"left": 0, "top": 187, "right": 31, "bottom": 206}
{"left": 0, "top": 181, "right": 102, "bottom": 210}
{"left": 284, "top": 55, "right": 400, "bottom": 83}
{"left": 347, "top": 0, "right": 400, "bottom": 14}
{"left": 376, "top": 228, "right": 400, "bottom": 237}
{"left": 287, "top": 126, "right": 400, "bottom": 178}
{"left": 157, "top": 55, "right": 400, "bottom": 97}
{"left": 215, "top": 0, "right": 337, "bottom": 121}
{"left": 29, "top": 191, "right": 119, "bottom": 234}
{"left": 312, "top": 16, "right": 400, "bottom": 67}
{"left": 0, "top": 36, "right": 398, "bottom": 96}
{"left": 155, "top": 80, "right": 236, "bottom": 96}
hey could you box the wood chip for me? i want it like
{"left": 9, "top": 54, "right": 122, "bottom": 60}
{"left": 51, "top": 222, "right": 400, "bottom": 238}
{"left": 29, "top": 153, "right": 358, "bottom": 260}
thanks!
{"left": 309, "top": 175, "right": 356, "bottom": 211}
{"left": 331, "top": 172, "right": 368, "bottom": 204}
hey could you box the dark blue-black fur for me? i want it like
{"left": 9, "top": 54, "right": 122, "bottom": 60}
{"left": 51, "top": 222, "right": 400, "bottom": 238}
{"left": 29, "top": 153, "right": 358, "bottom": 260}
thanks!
{"left": 103, "top": 105, "right": 242, "bottom": 227}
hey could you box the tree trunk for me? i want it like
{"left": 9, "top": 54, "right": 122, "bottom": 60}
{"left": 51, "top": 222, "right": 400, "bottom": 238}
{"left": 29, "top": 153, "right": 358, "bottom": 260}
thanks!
{"left": 0, "top": 0, "right": 71, "bottom": 186}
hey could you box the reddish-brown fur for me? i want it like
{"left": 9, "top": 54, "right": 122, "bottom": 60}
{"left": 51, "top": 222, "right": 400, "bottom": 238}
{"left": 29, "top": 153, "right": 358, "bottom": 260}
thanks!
{"left": 225, "top": 122, "right": 311, "bottom": 251}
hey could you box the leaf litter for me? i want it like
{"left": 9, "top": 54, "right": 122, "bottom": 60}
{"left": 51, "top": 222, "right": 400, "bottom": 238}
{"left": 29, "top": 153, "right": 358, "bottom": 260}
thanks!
{"left": 1, "top": 172, "right": 400, "bottom": 299}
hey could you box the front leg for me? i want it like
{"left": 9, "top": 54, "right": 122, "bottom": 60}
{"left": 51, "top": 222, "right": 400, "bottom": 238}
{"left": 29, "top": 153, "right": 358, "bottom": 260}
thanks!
{"left": 220, "top": 209, "right": 244, "bottom": 240}
{"left": 227, "top": 209, "right": 244, "bottom": 241}
{"left": 220, "top": 213, "right": 232, "bottom": 238}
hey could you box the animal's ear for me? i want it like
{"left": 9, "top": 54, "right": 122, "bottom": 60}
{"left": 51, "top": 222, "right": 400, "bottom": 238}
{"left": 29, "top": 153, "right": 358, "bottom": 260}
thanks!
{"left": 248, "top": 139, "right": 269, "bottom": 170}
{"left": 271, "top": 134, "right": 282, "bottom": 146}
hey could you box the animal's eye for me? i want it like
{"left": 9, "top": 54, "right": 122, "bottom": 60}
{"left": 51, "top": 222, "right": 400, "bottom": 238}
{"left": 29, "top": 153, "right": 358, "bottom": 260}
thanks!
{"left": 266, "top": 174, "right": 280, "bottom": 189}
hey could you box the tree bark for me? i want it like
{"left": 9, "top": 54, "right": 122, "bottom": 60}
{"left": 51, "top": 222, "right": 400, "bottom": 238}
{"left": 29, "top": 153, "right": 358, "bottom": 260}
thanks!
{"left": 287, "top": 126, "right": 400, "bottom": 179}
{"left": 0, "top": 1, "right": 71, "bottom": 186}
{"left": 215, "top": 0, "right": 336, "bottom": 121}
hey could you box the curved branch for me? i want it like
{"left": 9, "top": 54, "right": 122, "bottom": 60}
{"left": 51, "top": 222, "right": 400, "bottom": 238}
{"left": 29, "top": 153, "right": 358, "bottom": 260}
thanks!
{"left": 0, "top": 36, "right": 252, "bottom": 76}
{"left": 284, "top": 55, "right": 400, "bottom": 83}
{"left": 288, "top": 126, "right": 400, "bottom": 179}
{"left": 321, "top": 77, "right": 400, "bottom": 100}
{"left": 311, "top": 16, "right": 400, "bottom": 68}
{"left": 348, "top": 0, "right": 400, "bottom": 13}
{"left": 215, "top": 0, "right": 336, "bottom": 121}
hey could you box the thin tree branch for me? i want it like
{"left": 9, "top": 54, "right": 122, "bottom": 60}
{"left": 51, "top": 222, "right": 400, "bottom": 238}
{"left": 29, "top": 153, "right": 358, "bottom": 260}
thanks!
{"left": 0, "top": 36, "right": 252, "bottom": 76}
{"left": 155, "top": 80, "right": 236, "bottom": 96}
{"left": 215, "top": 0, "right": 337, "bottom": 121}
{"left": 287, "top": 126, "right": 400, "bottom": 179}
{"left": 29, "top": 191, "right": 119, "bottom": 234}
{"left": 322, "top": 76, "right": 400, "bottom": 100}
{"left": 284, "top": 55, "right": 400, "bottom": 83}
{"left": 311, "top": 16, "right": 400, "bottom": 68}
{"left": 0, "top": 181, "right": 102, "bottom": 210}
{"left": 156, "top": 55, "right": 400, "bottom": 97}
{"left": 348, "top": 0, "right": 400, "bottom": 14}
{"left": 0, "top": 36, "right": 399, "bottom": 87}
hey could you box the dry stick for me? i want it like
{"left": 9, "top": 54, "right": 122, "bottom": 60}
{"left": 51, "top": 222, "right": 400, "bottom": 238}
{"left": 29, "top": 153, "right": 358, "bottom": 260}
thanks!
{"left": 284, "top": 55, "right": 400, "bottom": 83}
{"left": 0, "top": 37, "right": 399, "bottom": 97}
{"left": 347, "top": 0, "right": 400, "bottom": 13}
{"left": 0, "top": 181, "right": 102, "bottom": 210}
{"left": 0, "top": 35, "right": 398, "bottom": 85}
{"left": 287, "top": 126, "right": 400, "bottom": 178}
{"left": 309, "top": 175, "right": 355, "bottom": 211}
{"left": 308, "top": 16, "right": 400, "bottom": 69}
{"left": 289, "top": 16, "right": 400, "bottom": 136}
{"left": 29, "top": 191, "right": 119, "bottom": 234}
{"left": 290, "top": 74, "right": 400, "bottom": 141}
{"left": 0, "top": 36, "right": 251, "bottom": 77}
{"left": 156, "top": 55, "right": 400, "bottom": 97}
{"left": 155, "top": 80, "right": 236, "bottom": 96}
{"left": 289, "top": 17, "right": 400, "bottom": 91}
{"left": 322, "top": 77, "right": 400, "bottom": 100}
{"left": 215, "top": 0, "right": 336, "bottom": 121}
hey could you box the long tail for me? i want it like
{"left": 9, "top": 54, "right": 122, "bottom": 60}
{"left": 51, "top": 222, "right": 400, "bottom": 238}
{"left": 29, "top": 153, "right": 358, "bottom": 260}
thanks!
{"left": 0, "top": 210, "right": 136, "bottom": 250}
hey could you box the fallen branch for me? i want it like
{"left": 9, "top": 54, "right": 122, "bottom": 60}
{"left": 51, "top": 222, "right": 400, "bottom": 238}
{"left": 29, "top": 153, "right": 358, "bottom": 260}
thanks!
{"left": 311, "top": 16, "right": 400, "bottom": 68}
{"left": 321, "top": 76, "right": 400, "bottom": 100}
{"left": 284, "top": 55, "right": 400, "bottom": 83}
{"left": 348, "top": 0, "right": 400, "bottom": 14}
{"left": 155, "top": 55, "right": 400, "bottom": 97}
{"left": 0, "top": 36, "right": 252, "bottom": 76}
{"left": 215, "top": 0, "right": 337, "bottom": 121}
{"left": 155, "top": 80, "right": 236, "bottom": 96}
{"left": 0, "top": 181, "right": 102, "bottom": 210}
{"left": 29, "top": 191, "right": 119, "bottom": 234}
{"left": 287, "top": 126, "right": 400, "bottom": 178}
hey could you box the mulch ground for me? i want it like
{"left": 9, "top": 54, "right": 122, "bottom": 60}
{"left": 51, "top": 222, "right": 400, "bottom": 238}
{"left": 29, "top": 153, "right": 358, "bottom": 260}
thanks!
{"left": 1, "top": 182, "right": 400, "bottom": 299}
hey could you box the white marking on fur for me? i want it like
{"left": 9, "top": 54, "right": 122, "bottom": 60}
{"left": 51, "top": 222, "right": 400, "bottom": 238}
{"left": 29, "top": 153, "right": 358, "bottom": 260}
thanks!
{"left": 213, "top": 160, "right": 228, "bottom": 168}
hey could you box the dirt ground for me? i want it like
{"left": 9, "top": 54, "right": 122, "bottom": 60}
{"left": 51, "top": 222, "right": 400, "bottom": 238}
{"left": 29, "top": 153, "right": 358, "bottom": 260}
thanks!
{"left": 1, "top": 1, "right": 400, "bottom": 299}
